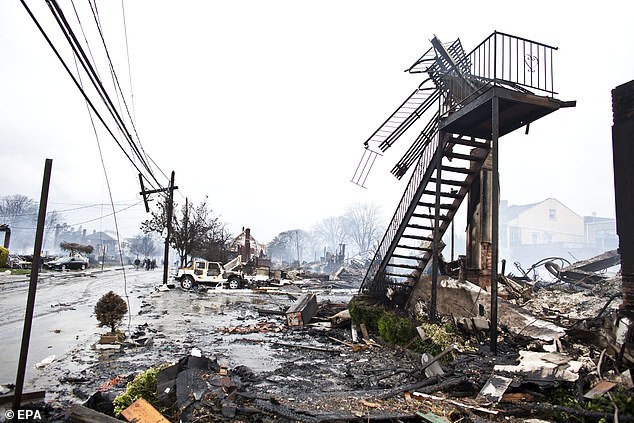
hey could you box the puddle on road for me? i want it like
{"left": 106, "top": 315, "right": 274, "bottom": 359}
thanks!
{"left": 4, "top": 282, "right": 357, "bottom": 406}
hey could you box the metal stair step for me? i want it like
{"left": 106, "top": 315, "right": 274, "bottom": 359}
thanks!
{"left": 384, "top": 271, "right": 418, "bottom": 279}
{"left": 428, "top": 178, "right": 469, "bottom": 187}
{"left": 448, "top": 137, "right": 490, "bottom": 148}
{"left": 423, "top": 190, "right": 462, "bottom": 199}
{"left": 440, "top": 165, "right": 475, "bottom": 175}
{"left": 388, "top": 263, "right": 423, "bottom": 270}
{"left": 401, "top": 234, "right": 434, "bottom": 241}
{"left": 418, "top": 201, "right": 458, "bottom": 210}
{"left": 444, "top": 151, "right": 486, "bottom": 161}
{"left": 412, "top": 213, "right": 451, "bottom": 220}
{"left": 391, "top": 253, "right": 424, "bottom": 261}
{"left": 397, "top": 244, "right": 432, "bottom": 252}
{"left": 406, "top": 223, "right": 435, "bottom": 230}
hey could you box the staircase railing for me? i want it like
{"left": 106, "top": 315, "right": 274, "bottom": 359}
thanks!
{"left": 360, "top": 126, "right": 440, "bottom": 291}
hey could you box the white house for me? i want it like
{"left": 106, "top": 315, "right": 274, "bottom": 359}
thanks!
{"left": 499, "top": 198, "right": 616, "bottom": 267}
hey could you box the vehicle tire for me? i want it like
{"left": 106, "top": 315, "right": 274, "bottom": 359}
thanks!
{"left": 80, "top": 264, "right": 86, "bottom": 270}
{"left": 181, "top": 276, "right": 195, "bottom": 290}
{"left": 228, "top": 278, "right": 241, "bottom": 290}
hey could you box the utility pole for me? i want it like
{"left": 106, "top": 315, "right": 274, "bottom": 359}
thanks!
{"left": 183, "top": 197, "right": 188, "bottom": 267}
{"left": 163, "top": 172, "right": 175, "bottom": 286}
{"left": 139, "top": 172, "right": 178, "bottom": 286}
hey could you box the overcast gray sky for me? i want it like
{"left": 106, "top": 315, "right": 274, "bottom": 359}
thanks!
{"left": 1, "top": 0, "right": 633, "bottom": 244}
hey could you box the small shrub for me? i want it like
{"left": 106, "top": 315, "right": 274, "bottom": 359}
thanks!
{"left": 349, "top": 297, "right": 384, "bottom": 332}
{"left": 94, "top": 291, "right": 127, "bottom": 333}
{"left": 0, "top": 247, "right": 8, "bottom": 268}
{"left": 113, "top": 367, "right": 159, "bottom": 416}
{"left": 377, "top": 313, "right": 417, "bottom": 345}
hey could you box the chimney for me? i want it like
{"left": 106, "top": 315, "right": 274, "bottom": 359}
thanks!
{"left": 245, "top": 228, "right": 251, "bottom": 262}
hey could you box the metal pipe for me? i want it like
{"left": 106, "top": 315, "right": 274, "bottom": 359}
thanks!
{"left": 13, "top": 158, "right": 52, "bottom": 412}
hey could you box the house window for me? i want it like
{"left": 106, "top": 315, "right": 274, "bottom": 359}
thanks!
{"left": 510, "top": 227, "right": 521, "bottom": 245}
{"left": 544, "top": 232, "right": 553, "bottom": 243}
{"left": 549, "top": 208, "right": 557, "bottom": 221}
{"left": 532, "top": 232, "right": 539, "bottom": 244}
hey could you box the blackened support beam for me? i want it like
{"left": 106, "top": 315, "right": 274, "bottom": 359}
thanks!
{"left": 431, "top": 132, "right": 446, "bottom": 322}
{"left": 612, "top": 80, "right": 634, "bottom": 311}
{"left": 490, "top": 96, "right": 499, "bottom": 355}
{"left": 13, "top": 159, "right": 52, "bottom": 412}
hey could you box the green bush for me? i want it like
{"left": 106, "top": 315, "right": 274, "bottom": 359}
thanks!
{"left": 113, "top": 367, "right": 159, "bottom": 416}
{"left": 349, "top": 297, "right": 385, "bottom": 332}
{"left": 94, "top": 291, "right": 128, "bottom": 333}
{"left": 0, "top": 247, "right": 8, "bottom": 268}
{"left": 377, "top": 313, "right": 417, "bottom": 345}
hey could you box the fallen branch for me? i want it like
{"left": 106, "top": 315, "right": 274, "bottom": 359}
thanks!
{"left": 253, "top": 399, "right": 318, "bottom": 423}
{"left": 374, "top": 375, "right": 441, "bottom": 400}
{"left": 413, "top": 392, "right": 498, "bottom": 415}
{"left": 271, "top": 341, "right": 340, "bottom": 353}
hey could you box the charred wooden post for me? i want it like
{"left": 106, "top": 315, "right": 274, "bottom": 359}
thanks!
{"left": 490, "top": 95, "right": 500, "bottom": 355}
{"left": 466, "top": 149, "right": 493, "bottom": 287}
{"left": 612, "top": 80, "right": 634, "bottom": 312}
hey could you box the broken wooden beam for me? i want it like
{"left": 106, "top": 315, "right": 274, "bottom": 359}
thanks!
{"left": 286, "top": 293, "right": 317, "bottom": 327}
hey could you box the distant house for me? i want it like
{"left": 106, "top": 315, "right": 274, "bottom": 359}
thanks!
{"left": 84, "top": 230, "right": 118, "bottom": 260}
{"left": 53, "top": 225, "right": 119, "bottom": 261}
{"left": 500, "top": 198, "right": 616, "bottom": 267}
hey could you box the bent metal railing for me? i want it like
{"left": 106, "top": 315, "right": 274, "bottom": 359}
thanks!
{"left": 443, "top": 31, "right": 558, "bottom": 115}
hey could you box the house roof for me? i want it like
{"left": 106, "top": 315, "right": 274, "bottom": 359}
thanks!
{"left": 500, "top": 198, "right": 582, "bottom": 223}
{"left": 500, "top": 202, "right": 539, "bottom": 222}
{"left": 85, "top": 231, "right": 117, "bottom": 242}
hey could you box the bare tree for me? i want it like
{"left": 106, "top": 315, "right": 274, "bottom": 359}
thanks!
{"left": 127, "top": 233, "right": 157, "bottom": 259}
{"left": 313, "top": 216, "right": 349, "bottom": 253}
{"left": 268, "top": 229, "right": 314, "bottom": 264}
{"left": 141, "top": 197, "right": 230, "bottom": 266}
{"left": 0, "top": 194, "right": 62, "bottom": 252}
{"left": 344, "top": 202, "right": 384, "bottom": 255}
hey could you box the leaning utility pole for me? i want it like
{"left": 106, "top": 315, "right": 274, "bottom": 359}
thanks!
{"left": 162, "top": 172, "right": 175, "bottom": 286}
{"left": 139, "top": 172, "right": 178, "bottom": 286}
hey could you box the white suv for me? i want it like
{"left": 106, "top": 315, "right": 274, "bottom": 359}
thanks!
{"left": 175, "top": 259, "right": 244, "bottom": 290}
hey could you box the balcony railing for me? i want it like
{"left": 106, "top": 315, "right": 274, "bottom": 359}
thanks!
{"left": 440, "top": 31, "right": 558, "bottom": 114}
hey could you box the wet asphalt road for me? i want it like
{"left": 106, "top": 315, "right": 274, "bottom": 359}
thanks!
{"left": 0, "top": 267, "right": 359, "bottom": 407}
{"left": 0, "top": 266, "right": 161, "bottom": 388}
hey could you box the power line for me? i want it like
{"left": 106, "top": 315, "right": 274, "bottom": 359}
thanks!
{"left": 46, "top": 0, "right": 157, "bottom": 186}
{"left": 120, "top": 0, "right": 135, "bottom": 122}
{"left": 18, "top": 0, "right": 158, "bottom": 190}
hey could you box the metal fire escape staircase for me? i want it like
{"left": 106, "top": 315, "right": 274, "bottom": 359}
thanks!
{"left": 352, "top": 37, "right": 489, "bottom": 306}
{"left": 353, "top": 32, "right": 569, "bottom": 308}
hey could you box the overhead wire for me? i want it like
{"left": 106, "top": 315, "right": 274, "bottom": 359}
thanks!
{"left": 18, "top": 0, "right": 159, "bottom": 191}
{"left": 88, "top": 1, "right": 144, "bottom": 158}
{"left": 72, "top": 42, "right": 132, "bottom": 333}
{"left": 90, "top": 0, "right": 164, "bottom": 189}
{"left": 120, "top": 0, "right": 136, "bottom": 122}
{"left": 44, "top": 0, "right": 161, "bottom": 189}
